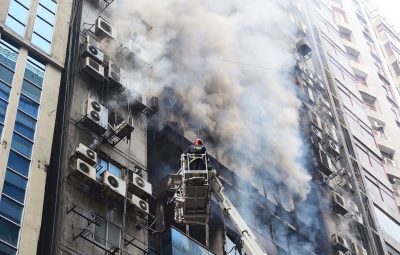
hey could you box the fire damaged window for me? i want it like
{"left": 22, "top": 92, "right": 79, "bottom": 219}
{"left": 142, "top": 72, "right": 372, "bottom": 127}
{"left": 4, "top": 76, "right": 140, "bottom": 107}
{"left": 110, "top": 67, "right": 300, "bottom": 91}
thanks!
{"left": 93, "top": 219, "right": 121, "bottom": 249}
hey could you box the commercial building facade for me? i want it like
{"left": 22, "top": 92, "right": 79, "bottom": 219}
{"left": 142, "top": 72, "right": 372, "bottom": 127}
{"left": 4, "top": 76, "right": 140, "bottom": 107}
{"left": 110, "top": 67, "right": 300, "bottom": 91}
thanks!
{"left": 0, "top": 0, "right": 73, "bottom": 254}
{"left": 0, "top": 0, "right": 399, "bottom": 255}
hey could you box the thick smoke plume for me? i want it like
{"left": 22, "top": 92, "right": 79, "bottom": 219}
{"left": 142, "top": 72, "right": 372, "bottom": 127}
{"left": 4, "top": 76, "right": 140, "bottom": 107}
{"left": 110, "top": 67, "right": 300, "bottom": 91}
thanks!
{"left": 111, "top": 0, "right": 312, "bottom": 200}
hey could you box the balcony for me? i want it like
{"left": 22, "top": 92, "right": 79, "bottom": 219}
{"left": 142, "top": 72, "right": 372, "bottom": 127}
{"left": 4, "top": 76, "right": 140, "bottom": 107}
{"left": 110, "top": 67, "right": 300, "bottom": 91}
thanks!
{"left": 335, "top": 19, "right": 352, "bottom": 36}
{"left": 372, "top": 130, "right": 395, "bottom": 152}
{"left": 349, "top": 60, "right": 368, "bottom": 78}
{"left": 383, "top": 158, "right": 399, "bottom": 180}
{"left": 342, "top": 40, "right": 360, "bottom": 56}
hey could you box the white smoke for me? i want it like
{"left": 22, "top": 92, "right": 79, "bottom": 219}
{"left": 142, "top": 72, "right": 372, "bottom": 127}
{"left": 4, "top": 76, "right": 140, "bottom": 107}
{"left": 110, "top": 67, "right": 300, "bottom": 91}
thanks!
{"left": 109, "top": 0, "right": 312, "bottom": 200}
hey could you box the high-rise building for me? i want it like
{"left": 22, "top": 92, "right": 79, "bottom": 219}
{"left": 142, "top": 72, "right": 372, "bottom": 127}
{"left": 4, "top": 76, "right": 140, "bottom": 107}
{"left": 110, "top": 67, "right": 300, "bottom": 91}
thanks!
{"left": 30, "top": 0, "right": 400, "bottom": 255}
{"left": 0, "top": 0, "right": 73, "bottom": 254}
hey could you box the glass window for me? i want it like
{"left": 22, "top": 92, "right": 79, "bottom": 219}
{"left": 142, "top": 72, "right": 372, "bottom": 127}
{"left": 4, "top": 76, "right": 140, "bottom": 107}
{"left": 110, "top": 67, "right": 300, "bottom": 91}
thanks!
{"left": 109, "top": 162, "right": 121, "bottom": 178}
{"left": 0, "top": 217, "right": 19, "bottom": 246}
{"left": 14, "top": 111, "right": 36, "bottom": 140}
{"left": 0, "top": 41, "right": 18, "bottom": 70}
{"left": 2, "top": 170, "right": 27, "bottom": 203}
{"left": 5, "top": 0, "right": 30, "bottom": 36}
{"left": 0, "top": 81, "right": 11, "bottom": 101}
{"left": 4, "top": 17, "right": 25, "bottom": 37}
{"left": 24, "top": 59, "right": 45, "bottom": 87}
{"left": 31, "top": 34, "right": 51, "bottom": 53}
{"left": 21, "top": 80, "right": 41, "bottom": 102}
{"left": 37, "top": 5, "right": 55, "bottom": 24}
{"left": 7, "top": 1, "right": 29, "bottom": 24}
{"left": 0, "top": 196, "right": 23, "bottom": 224}
{"left": 374, "top": 206, "right": 400, "bottom": 243}
{"left": 108, "top": 223, "right": 120, "bottom": 248}
{"left": 40, "top": 0, "right": 57, "bottom": 13}
{"left": 0, "top": 124, "right": 3, "bottom": 137}
{"left": 7, "top": 150, "right": 30, "bottom": 177}
{"left": 0, "top": 241, "right": 16, "bottom": 255}
{"left": 11, "top": 133, "right": 33, "bottom": 158}
{"left": 94, "top": 221, "right": 106, "bottom": 246}
{"left": 0, "top": 100, "right": 7, "bottom": 123}
{"left": 0, "top": 65, "right": 14, "bottom": 85}
{"left": 97, "top": 158, "right": 108, "bottom": 180}
{"left": 33, "top": 17, "right": 53, "bottom": 41}
{"left": 18, "top": 95, "right": 39, "bottom": 118}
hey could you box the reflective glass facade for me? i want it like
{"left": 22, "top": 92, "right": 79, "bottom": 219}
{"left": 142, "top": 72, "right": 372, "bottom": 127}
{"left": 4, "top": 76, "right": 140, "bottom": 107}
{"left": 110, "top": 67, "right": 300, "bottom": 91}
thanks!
{"left": 163, "top": 228, "right": 215, "bottom": 255}
{"left": 0, "top": 55, "right": 45, "bottom": 254}
{"left": 31, "top": 0, "right": 57, "bottom": 53}
{"left": 5, "top": 0, "right": 31, "bottom": 37}
{"left": 0, "top": 40, "right": 19, "bottom": 144}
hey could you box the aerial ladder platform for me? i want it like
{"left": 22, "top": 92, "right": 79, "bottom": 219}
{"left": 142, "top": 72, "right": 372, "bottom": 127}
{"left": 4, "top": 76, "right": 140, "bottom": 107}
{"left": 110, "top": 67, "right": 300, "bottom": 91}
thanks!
{"left": 168, "top": 153, "right": 268, "bottom": 255}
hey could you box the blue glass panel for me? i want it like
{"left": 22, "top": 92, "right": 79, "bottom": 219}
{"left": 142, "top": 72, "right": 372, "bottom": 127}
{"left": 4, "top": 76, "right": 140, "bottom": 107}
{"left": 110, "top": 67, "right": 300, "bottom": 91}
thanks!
{"left": 8, "top": 1, "right": 29, "bottom": 24}
{"left": 0, "top": 241, "right": 17, "bottom": 255}
{"left": 3, "top": 170, "right": 27, "bottom": 203}
{"left": 5, "top": 16, "right": 25, "bottom": 37}
{"left": 0, "top": 217, "right": 19, "bottom": 246}
{"left": 0, "top": 43, "right": 18, "bottom": 70}
{"left": 0, "top": 124, "right": 3, "bottom": 137}
{"left": 0, "top": 100, "right": 7, "bottom": 123}
{"left": 18, "top": 0, "right": 31, "bottom": 8}
{"left": 171, "top": 229, "right": 189, "bottom": 253}
{"left": 97, "top": 158, "right": 108, "bottom": 180}
{"left": 39, "top": 0, "right": 57, "bottom": 13}
{"left": 0, "top": 196, "right": 23, "bottom": 224}
{"left": 31, "top": 34, "right": 50, "bottom": 53}
{"left": 109, "top": 162, "right": 121, "bottom": 177}
{"left": 14, "top": 111, "right": 36, "bottom": 140}
{"left": 11, "top": 133, "right": 33, "bottom": 158}
{"left": 0, "top": 82, "right": 11, "bottom": 101}
{"left": 37, "top": 5, "right": 55, "bottom": 24}
{"left": 24, "top": 60, "right": 44, "bottom": 87}
{"left": 21, "top": 79, "right": 41, "bottom": 102}
{"left": 33, "top": 17, "right": 53, "bottom": 41}
{"left": 7, "top": 150, "right": 30, "bottom": 177}
{"left": 0, "top": 65, "right": 14, "bottom": 85}
{"left": 18, "top": 95, "right": 39, "bottom": 118}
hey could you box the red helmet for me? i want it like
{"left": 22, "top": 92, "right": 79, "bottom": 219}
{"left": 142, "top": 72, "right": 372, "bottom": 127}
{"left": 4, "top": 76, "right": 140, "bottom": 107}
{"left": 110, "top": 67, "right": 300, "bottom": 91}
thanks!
{"left": 193, "top": 138, "right": 203, "bottom": 146}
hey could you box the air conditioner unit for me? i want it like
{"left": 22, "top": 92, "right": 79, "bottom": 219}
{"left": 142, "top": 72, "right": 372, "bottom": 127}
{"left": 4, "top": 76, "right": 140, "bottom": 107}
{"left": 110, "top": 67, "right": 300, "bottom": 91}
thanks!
{"left": 327, "top": 140, "right": 341, "bottom": 158}
{"left": 128, "top": 171, "right": 152, "bottom": 198}
{"left": 81, "top": 37, "right": 104, "bottom": 63}
{"left": 81, "top": 57, "right": 105, "bottom": 81}
{"left": 107, "top": 61, "right": 127, "bottom": 92}
{"left": 308, "top": 110, "right": 322, "bottom": 129}
{"left": 323, "top": 123, "right": 338, "bottom": 142}
{"left": 370, "top": 121, "right": 384, "bottom": 131}
{"left": 102, "top": 171, "right": 126, "bottom": 197}
{"left": 95, "top": 17, "right": 116, "bottom": 39}
{"left": 383, "top": 157, "right": 397, "bottom": 167}
{"left": 331, "top": 233, "right": 349, "bottom": 252}
{"left": 331, "top": 192, "right": 348, "bottom": 215}
{"left": 318, "top": 150, "right": 334, "bottom": 176}
{"left": 74, "top": 143, "right": 97, "bottom": 166}
{"left": 73, "top": 158, "right": 96, "bottom": 181}
{"left": 127, "top": 193, "right": 149, "bottom": 214}
{"left": 311, "top": 126, "right": 323, "bottom": 144}
{"left": 81, "top": 99, "right": 109, "bottom": 135}
{"left": 351, "top": 241, "right": 367, "bottom": 255}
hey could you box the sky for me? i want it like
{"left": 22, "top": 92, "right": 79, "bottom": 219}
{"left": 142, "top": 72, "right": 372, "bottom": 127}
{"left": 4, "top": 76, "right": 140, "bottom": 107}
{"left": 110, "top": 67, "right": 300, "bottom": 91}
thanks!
{"left": 373, "top": 0, "right": 400, "bottom": 32}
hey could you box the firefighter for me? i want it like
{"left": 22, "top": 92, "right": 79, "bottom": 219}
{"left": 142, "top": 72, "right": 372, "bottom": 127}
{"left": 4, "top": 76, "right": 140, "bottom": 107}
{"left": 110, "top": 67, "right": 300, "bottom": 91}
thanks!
{"left": 185, "top": 138, "right": 207, "bottom": 170}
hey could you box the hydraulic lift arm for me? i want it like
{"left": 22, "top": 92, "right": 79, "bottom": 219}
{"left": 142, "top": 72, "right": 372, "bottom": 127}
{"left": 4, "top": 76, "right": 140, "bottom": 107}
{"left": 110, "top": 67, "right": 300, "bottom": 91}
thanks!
{"left": 209, "top": 172, "right": 268, "bottom": 255}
